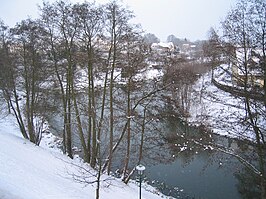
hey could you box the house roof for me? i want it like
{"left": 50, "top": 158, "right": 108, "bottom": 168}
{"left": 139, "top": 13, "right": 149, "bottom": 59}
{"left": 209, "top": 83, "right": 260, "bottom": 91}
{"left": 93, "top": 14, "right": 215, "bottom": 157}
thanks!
{"left": 151, "top": 42, "right": 175, "bottom": 51}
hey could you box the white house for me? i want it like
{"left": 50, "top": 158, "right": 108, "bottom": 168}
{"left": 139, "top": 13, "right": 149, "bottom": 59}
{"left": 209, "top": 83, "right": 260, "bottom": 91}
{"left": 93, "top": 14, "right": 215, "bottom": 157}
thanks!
{"left": 151, "top": 42, "right": 180, "bottom": 57}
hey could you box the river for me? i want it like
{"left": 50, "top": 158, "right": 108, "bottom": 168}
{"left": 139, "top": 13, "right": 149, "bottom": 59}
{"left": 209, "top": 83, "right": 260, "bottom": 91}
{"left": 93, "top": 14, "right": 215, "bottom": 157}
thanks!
{"left": 48, "top": 68, "right": 256, "bottom": 199}
{"left": 145, "top": 153, "right": 241, "bottom": 199}
{"left": 109, "top": 113, "right": 250, "bottom": 199}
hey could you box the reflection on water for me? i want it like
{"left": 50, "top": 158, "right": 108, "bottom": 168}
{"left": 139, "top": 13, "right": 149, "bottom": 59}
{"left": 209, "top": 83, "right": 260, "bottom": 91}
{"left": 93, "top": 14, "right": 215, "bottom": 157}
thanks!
{"left": 110, "top": 112, "right": 246, "bottom": 198}
{"left": 136, "top": 114, "right": 242, "bottom": 199}
{"left": 235, "top": 168, "right": 261, "bottom": 199}
{"left": 144, "top": 150, "right": 241, "bottom": 199}
{"left": 134, "top": 112, "right": 261, "bottom": 199}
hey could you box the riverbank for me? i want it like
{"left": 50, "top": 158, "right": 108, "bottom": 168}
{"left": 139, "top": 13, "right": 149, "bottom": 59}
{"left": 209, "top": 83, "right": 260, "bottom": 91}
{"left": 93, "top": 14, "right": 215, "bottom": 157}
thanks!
{"left": 188, "top": 66, "right": 258, "bottom": 141}
{"left": 0, "top": 115, "right": 171, "bottom": 199}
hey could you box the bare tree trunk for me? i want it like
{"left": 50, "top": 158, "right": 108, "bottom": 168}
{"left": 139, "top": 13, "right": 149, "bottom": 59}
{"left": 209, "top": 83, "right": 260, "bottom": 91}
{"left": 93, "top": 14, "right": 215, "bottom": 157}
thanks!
{"left": 102, "top": 86, "right": 166, "bottom": 172}
{"left": 8, "top": 90, "right": 29, "bottom": 140}
{"left": 72, "top": 84, "right": 89, "bottom": 162}
{"left": 90, "top": 57, "right": 97, "bottom": 168}
{"left": 95, "top": 136, "right": 102, "bottom": 199}
{"left": 139, "top": 103, "right": 148, "bottom": 164}
{"left": 122, "top": 77, "right": 131, "bottom": 181}
{"left": 107, "top": 6, "right": 117, "bottom": 174}
{"left": 66, "top": 69, "right": 73, "bottom": 159}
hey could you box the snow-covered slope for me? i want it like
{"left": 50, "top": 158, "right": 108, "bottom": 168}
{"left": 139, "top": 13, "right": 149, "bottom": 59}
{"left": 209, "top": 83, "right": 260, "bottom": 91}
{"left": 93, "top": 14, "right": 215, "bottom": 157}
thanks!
{"left": 0, "top": 117, "right": 167, "bottom": 199}
{"left": 188, "top": 66, "right": 264, "bottom": 141}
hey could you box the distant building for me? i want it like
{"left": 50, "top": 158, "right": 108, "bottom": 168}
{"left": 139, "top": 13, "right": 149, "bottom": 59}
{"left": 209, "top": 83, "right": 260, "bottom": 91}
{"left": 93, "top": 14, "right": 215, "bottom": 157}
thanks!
{"left": 151, "top": 42, "right": 180, "bottom": 58}
{"left": 232, "top": 48, "right": 264, "bottom": 88}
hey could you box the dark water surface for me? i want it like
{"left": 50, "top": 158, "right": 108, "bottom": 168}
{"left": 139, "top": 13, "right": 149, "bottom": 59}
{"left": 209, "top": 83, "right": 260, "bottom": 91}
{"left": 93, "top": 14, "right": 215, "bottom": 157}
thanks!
{"left": 143, "top": 150, "right": 242, "bottom": 199}
{"left": 128, "top": 116, "right": 247, "bottom": 199}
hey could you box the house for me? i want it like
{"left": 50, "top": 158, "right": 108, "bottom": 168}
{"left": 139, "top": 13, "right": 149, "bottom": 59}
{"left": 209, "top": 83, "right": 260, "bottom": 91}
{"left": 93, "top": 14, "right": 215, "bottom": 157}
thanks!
{"left": 232, "top": 48, "right": 264, "bottom": 88}
{"left": 151, "top": 42, "right": 180, "bottom": 58}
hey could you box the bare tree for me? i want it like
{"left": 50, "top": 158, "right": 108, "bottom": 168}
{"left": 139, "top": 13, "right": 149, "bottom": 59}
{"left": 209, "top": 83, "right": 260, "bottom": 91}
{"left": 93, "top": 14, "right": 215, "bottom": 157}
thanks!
{"left": 144, "top": 33, "right": 160, "bottom": 45}
{"left": 102, "top": 0, "right": 135, "bottom": 174}
{"left": 0, "top": 18, "right": 48, "bottom": 145}
{"left": 0, "top": 20, "right": 29, "bottom": 139}
{"left": 202, "top": 0, "right": 266, "bottom": 197}
{"left": 40, "top": 0, "right": 80, "bottom": 158}
{"left": 74, "top": 1, "right": 104, "bottom": 165}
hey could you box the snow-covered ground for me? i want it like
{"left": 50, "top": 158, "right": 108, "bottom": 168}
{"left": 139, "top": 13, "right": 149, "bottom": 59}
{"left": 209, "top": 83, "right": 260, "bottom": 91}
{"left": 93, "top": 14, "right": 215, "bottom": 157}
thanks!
{"left": 188, "top": 64, "right": 265, "bottom": 141}
{"left": 0, "top": 115, "right": 170, "bottom": 199}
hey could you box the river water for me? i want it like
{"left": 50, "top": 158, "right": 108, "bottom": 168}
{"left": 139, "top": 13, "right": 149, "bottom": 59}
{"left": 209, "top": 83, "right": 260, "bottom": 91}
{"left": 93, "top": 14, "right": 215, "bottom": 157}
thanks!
{"left": 48, "top": 71, "right": 254, "bottom": 199}
{"left": 143, "top": 146, "right": 242, "bottom": 199}
{"left": 110, "top": 114, "right": 247, "bottom": 199}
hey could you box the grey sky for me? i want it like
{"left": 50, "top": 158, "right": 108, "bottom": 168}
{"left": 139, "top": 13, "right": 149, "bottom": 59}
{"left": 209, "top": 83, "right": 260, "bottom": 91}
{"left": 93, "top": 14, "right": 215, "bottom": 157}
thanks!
{"left": 0, "top": 0, "right": 238, "bottom": 41}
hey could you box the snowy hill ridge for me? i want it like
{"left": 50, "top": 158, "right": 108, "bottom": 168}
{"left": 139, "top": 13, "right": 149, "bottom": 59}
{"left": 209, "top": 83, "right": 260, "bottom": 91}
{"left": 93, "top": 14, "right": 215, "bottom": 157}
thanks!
{"left": 0, "top": 117, "right": 169, "bottom": 199}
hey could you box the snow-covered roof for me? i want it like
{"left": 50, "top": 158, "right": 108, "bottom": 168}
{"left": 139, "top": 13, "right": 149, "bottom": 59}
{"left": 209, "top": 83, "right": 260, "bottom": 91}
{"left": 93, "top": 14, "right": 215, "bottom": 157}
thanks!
{"left": 151, "top": 42, "right": 175, "bottom": 51}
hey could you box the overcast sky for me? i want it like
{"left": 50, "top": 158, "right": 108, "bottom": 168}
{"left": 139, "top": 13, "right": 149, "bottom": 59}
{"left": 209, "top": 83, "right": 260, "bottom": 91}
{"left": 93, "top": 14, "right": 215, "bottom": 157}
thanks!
{"left": 0, "top": 0, "right": 238, "bottom": 41}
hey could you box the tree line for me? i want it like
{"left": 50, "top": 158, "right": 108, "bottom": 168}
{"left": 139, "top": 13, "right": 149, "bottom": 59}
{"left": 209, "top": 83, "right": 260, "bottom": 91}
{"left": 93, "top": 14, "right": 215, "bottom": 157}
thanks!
{"left": 0, "top": 0, "right": 166, "bottom": 187}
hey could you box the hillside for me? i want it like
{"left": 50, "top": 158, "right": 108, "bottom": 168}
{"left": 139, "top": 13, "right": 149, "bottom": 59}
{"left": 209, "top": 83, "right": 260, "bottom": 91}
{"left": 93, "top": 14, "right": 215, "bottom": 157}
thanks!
{"left": 0, "top": 116, "right": 168, "bottom": 199}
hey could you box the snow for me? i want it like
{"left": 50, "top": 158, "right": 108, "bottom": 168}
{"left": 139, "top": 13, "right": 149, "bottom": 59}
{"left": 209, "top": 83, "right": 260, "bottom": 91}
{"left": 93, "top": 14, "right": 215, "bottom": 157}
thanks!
{"left": 0, "top": 116, "right": 170, "bottom": 199}
{"left": 134, "top": 67, "right": 163, "bottom": 81}
{"left": 188, "top": 65, "right": 265, "bottom": 141}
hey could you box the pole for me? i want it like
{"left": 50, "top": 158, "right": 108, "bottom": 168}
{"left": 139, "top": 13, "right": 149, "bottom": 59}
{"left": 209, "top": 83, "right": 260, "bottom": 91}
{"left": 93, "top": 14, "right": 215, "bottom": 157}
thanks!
{"left": 136, "top": 164, "right": 145, "bottom": 199}
{"left": 139, "top": 173, "right": 142, "bottom": 199}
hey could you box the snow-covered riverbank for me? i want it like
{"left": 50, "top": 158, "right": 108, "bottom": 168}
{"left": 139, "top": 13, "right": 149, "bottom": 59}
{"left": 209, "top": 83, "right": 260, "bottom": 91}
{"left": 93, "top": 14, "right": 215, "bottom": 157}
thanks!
{"left": 188, "top": 64, "right": 264, "bottom": 141}
{"left": 0, "top": 116, "right": 170, "bottom": 199}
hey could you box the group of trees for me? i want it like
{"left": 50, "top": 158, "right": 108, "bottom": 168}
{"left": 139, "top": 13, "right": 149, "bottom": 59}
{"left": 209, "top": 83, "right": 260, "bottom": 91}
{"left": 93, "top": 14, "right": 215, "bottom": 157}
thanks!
{"left": 203, "top": 0, "right": 266, "bottom": 198}
{"left": 0, "top": 0, "right": 167, "bottom": 192}
{"left": 1, "top": 0, "right": 265, "bottom": 198}
{"left": 0, "top": 2, "right": 204, "bottom": 197}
